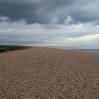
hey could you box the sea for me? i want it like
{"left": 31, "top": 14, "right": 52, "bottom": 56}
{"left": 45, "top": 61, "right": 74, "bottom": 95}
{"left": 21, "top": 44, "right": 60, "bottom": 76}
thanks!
{"left": 46, "top": 46, "right": 99, "bottom": 54}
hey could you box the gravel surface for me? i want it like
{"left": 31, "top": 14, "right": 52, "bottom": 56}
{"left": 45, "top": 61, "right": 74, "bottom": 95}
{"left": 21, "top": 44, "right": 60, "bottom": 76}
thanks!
{"left": 0, "top": 47, "right": 99, "bottom": 99}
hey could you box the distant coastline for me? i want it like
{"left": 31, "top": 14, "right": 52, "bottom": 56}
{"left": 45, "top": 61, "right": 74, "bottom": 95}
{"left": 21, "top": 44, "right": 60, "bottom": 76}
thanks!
{"left": 0, "top": 45, "right": 31, "bottom": 53}
{"left": 1, "top": 45, "right": 99, "bottom": 54}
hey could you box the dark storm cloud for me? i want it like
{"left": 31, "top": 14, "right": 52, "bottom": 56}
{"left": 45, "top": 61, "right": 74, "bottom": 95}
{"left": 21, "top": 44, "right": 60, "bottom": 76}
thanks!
{"left": 0, "top": 0, "right": 99, "bottom": 24}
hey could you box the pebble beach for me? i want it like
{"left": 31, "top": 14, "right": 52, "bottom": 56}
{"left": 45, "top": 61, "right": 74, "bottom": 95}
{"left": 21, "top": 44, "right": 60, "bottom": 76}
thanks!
{"left": 0, "top": 47, "right": 99, "bottom": 99}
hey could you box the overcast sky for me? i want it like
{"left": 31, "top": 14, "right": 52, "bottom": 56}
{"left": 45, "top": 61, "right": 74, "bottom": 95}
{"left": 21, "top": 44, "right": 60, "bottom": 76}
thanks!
{"left": 0, "top": 0, "right": 99, "bottom": 48}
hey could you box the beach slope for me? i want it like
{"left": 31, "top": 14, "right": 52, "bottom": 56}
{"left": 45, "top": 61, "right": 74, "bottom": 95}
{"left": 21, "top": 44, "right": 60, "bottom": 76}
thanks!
{"left": 0, "top": 47, "right": 99, "bottom": 99}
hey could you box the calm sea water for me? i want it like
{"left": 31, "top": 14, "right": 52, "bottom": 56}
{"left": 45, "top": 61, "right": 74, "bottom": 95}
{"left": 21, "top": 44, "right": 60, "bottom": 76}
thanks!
{"left": 46, "top": 46, "right": 99, "bottom": 54}
{"left": 71, "top": 49, "right": 99, "bottom": 54}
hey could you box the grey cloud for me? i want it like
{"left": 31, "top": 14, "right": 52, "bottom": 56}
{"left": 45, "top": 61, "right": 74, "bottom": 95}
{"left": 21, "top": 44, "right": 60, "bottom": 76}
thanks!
{"left": 0, "top": 34, "right": 44, "bottom": 45}
{"left": 70, "top": 8, "right": 99, "bottom": 24}
{"left": 0, "top": 17, "right": 3, "bottom": 22}
{"left": 0, "top": 0, "right": 99, "bottom": 25}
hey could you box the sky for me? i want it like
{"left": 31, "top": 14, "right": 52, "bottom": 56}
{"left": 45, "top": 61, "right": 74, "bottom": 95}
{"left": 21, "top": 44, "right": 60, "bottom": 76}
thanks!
{"left": 0, "top": 0, "right": 99, "bottom": 48}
